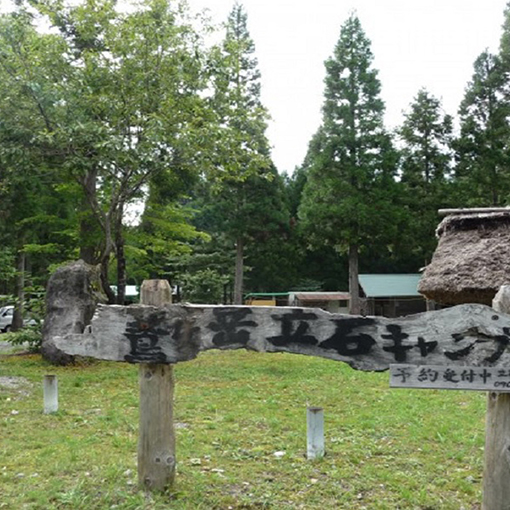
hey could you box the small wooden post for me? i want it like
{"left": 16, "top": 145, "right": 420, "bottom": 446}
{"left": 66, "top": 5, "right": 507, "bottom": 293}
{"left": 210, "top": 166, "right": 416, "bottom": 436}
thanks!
{"left": 138, "top": 279, "right": 175, "bottom": 491}
{"left": 43, "top": 375, "right": 58, "bottom": 414}
{"left": 307, "top": 406, "right": 325, "bottom": 459}
{"left": 482, "top": 286, "right": 510, "bottom": 509}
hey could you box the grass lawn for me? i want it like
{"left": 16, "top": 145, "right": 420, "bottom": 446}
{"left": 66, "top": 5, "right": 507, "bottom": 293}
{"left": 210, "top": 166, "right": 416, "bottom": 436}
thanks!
{"left": 0, "top": 349, "right": 486, "bottom": 509}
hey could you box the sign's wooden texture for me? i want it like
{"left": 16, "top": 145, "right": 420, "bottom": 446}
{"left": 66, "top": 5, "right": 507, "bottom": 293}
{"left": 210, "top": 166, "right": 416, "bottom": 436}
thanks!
{"left": 390, "top": 364, "right": 510, "bottom": 392}
{"left": 53, "top": 302, "right": 510, "bottom": 371}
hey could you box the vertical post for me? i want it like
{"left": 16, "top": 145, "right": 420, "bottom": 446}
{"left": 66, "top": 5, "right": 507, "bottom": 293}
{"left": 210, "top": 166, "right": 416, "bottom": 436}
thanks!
{"left": 43, "top": 375, "right": 58, "bottom": 414}
{"left": 138, "top": 279, "right": 175, "bottom": 491}
{"left": 307, "top": 407, "right": 325, "bottom": 459}
{"left": 483, "top": 286, "right": 510, "bottom": 509}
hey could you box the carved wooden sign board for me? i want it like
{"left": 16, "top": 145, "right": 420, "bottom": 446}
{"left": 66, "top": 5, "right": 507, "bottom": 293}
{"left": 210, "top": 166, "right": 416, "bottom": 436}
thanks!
{"left": 54, "top": 303, "right": 510, "bottom": 371}
{"left": 390, "top": 364, "right": 510, "bottom": 392}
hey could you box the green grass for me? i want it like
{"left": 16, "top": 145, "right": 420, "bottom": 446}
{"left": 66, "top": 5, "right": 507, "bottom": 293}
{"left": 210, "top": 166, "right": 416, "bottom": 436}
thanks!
{"left": 0, "top": 350, "right": 485, "bottom": 509}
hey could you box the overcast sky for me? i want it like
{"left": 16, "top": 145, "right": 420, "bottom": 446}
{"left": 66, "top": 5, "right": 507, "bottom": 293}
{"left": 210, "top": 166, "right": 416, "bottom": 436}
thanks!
{"left": 1, "top": 0, "right": 507, "bottom": 174}
{"left": 188, "top": 0, "right": 509, "bottom": 174}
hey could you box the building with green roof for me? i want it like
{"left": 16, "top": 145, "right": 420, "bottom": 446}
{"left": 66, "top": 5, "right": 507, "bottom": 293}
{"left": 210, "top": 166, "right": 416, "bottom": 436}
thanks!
{"left": 359, "top": 274, "right": 426, "bottom": 317}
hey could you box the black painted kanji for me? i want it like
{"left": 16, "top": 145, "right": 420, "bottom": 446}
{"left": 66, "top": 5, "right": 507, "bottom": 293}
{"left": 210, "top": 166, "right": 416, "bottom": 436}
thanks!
{"left": 319, "top": 317, "right": 376, "bottom": 356}
{"left": 208, "top": 308, "right": 257, "bottom": 347}
{"left": 124, "top": 320, "right": 167, "bottom": 363}
{"left": 267, "top": 310, "right": 319, "bottom": 346}
{"left": 382, "top": 325, "right": 413, "bottom": 362}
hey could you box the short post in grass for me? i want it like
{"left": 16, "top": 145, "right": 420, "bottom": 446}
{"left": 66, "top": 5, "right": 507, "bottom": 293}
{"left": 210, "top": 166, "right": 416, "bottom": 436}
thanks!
{"left": 307, "top": 406, "right": 324, "bottom": 459}
{"left": 138, "top": 279, "right": 176, "bottom": 491}
{"left": 43, "top": 375, "right": 58, "bottom": 414}
{"left": 482, "top": 286, "right": 510, "bottom": 510}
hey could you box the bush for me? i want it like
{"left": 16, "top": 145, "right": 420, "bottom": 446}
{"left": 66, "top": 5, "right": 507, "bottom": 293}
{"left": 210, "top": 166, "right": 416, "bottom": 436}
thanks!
{"left": 3, "top": 327, "right": 42, "bottom": 353}
{"left": 180, "top": 268, "right": 230, "bottom": 304}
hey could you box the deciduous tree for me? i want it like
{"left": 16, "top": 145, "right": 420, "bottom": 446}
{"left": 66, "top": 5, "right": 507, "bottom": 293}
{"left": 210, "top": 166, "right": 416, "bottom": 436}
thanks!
{"left": 0, "top": 0, "right": 211, "bottom": 301}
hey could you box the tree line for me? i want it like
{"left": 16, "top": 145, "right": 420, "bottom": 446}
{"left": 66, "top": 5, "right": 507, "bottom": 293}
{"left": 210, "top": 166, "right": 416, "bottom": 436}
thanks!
{"left": 1, "top": 0, "right": 510, "bottom": 324}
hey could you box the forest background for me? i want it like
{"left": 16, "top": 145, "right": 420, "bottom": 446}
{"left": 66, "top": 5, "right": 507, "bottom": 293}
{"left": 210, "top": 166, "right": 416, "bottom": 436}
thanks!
{"left": 1, "top": 0, "right": 510, "bottom": 326}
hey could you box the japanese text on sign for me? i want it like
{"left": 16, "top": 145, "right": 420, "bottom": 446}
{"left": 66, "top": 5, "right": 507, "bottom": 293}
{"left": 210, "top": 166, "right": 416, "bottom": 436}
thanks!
{"left": 390, "top": 364, "right": 510, "bottom": 392}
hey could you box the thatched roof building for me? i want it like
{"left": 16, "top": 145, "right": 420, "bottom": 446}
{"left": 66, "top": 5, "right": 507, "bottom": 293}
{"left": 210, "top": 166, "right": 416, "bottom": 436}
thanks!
{"left": 418, "top": 209, "right": 510, "bottom": 305}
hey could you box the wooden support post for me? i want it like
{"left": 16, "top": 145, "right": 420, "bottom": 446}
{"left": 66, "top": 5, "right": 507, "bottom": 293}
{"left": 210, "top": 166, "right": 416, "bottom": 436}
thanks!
{"left": 307, "top": 407, "right": 325, "bottom": 459}
{"left": 43, "top": 375, "right": 58, "bottom": 414}
{"left": 138, "top": 279, "right": 175, "bottom": 492}
{"left": 483, "top": 286, "right": 510, "bottom": 510}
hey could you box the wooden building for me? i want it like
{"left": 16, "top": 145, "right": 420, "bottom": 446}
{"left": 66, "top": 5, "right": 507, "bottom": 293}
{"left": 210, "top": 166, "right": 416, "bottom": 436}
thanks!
{"left": 359, "top": 274, "right": 426, "bottom": 318}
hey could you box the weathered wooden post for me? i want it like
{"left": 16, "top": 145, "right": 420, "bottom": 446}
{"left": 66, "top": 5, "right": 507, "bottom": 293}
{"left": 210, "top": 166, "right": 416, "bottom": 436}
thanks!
{"left": 43, "top": 375, "right": 58, "bottom": 414}
{"left": 419, "top": 209, "right": 510, "bottom": 510}
{"left": 138, "top": 279, "right": 175, "bottom": 491}
{"left": 482, "top": 286, "right": 510, "bottom": 510}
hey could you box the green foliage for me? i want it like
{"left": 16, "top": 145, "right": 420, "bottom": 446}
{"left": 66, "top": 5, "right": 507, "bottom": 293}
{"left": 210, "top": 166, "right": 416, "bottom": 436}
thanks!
{"left": 195, "top": 4, "right": 284, "bottom": 302}
{"left": 129, "top": 202, "right": 210, "bottom": 283}
{"left": 0, "top": 0, "right": 215, "bottom": 300}
{"left": 179, "top": 268, "right": 229, "bottom": 304}
{"left": 455, "top": 51, "right": 510, "bottom": 206}
{"left": 399, "top": 89, "right": 453, "bottom": 185}
{"left": 0, "top": 248, "right": 16, "bottom": 281}
{"left": 298, "top": 14, "right": 398, "bottom": 311}
{"left": 299, "top": 15, "right": 398, "bottom": 253}
{"left": 208, "top": 2, "right": 271, "bottom": 182}
{"left": 3, "top": 327, "right": 42, "bottom": 352}
{"left": 397, "top": 89, "right": 455, "bottom": 267}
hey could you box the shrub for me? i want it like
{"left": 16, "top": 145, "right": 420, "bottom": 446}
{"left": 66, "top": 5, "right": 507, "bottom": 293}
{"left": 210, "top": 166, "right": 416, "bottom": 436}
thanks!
{"left": 3, "top": 327, "right": 42, "bottom": 353}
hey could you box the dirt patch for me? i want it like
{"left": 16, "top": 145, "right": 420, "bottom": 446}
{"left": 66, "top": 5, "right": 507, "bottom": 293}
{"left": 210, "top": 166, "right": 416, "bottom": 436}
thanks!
{"left": 0, "top": 376, "right": 31, "bottom": 390}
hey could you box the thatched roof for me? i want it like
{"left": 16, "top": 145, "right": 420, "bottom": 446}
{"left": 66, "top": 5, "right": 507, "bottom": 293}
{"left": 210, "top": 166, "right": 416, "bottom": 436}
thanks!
{"left": 418, "top": 211, "right": 510, "bottom": 305}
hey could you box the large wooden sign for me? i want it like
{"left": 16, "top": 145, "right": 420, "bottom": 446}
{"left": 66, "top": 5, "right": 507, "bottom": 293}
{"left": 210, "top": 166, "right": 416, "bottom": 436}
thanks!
{"left": 54, "top": 302, "right": 510, "bottom": 371}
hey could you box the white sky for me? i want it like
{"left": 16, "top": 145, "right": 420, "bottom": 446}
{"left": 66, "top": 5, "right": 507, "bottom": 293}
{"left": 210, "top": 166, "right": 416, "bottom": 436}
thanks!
{"left": 188, "top": 0, "right": 509, "bottom": 174}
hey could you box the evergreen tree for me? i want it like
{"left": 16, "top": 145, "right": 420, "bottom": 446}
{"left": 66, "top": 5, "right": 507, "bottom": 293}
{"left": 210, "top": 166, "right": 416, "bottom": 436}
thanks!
{"left": 208, "top": 3, "right": 275, "bottom": 303}
{"left": 298, "top": 14, "right": 397, "bottom": 314}
{"left": 398, "top": 89, "right": 454, "bottom": 266}
{"left": 455, "top": 51, "right": 510, "bottom": 206}
{"left": 194, "top": 164, "right": 289, "bottom": 301}
{"left": 400, "top": 89, "right": 453, "bottom": 185}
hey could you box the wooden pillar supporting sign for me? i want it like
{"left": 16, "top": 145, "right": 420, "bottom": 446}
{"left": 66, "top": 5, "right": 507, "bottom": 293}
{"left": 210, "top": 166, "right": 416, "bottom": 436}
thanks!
{"left": 138, "top": 280, "right": 175, "bottom": 491}
{"left": 482, "top": 286, "right": 510, "bottom": 510}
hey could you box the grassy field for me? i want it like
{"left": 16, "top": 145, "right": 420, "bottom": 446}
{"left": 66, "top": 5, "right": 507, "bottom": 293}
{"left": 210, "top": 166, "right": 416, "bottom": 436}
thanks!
{"left": 0, "top": 349, "right": 486, "bottom": 509}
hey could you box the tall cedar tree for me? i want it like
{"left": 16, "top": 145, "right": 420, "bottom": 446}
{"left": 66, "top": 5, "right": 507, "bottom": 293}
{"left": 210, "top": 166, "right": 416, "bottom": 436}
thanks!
{"left": 209, "top": 3, "right": 277, "bottom": 304}
{"left": 398, "top": 89, "right": 454, "bottom": 267}
{"left": 455, "top": 51, "right": 510, "bottom": 206}
{"left": 299, "top": 14, "right": 397, "bottom": 314}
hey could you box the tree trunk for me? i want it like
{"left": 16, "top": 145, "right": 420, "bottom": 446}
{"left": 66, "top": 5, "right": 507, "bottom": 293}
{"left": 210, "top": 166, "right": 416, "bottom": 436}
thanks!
{"left": 79, "top": 213, "right": 99, "bottom": 264}
{"left": 115, "top": 209, "right": 126, "bottom": 305}
{"left": 12, "top": 248, "right": 25, "bottom": 331}
{"left": 348, "top": 242, "right": 360, "bottom": 315}
{"left": 234, "top": 237, "right": 244, "bottom": 305}
{"left": 100, "top": 256, "right": 116, "bottom": 304}
{"left": 79, "top": 169, "right": 100, "bottom": 264}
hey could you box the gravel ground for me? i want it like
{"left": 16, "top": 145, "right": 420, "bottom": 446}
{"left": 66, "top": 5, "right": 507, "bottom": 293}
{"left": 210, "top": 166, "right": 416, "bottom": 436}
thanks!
{"left": 0, "top": 340, "right": 24, "bottom": 354}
